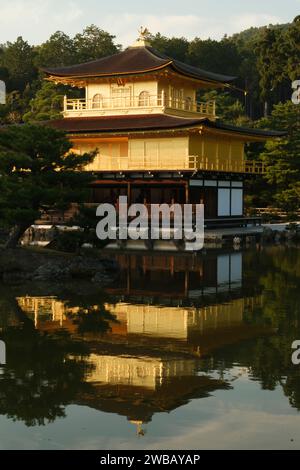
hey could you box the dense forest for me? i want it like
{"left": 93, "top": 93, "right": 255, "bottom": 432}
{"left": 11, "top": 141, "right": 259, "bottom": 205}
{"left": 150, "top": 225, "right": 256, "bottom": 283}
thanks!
{"left": 0, "top": 17, "right": 300, "bottom": 212}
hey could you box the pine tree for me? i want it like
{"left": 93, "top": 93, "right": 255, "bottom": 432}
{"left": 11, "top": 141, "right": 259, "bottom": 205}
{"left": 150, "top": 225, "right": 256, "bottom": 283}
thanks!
{"left": 259, "top": 101, "right": 300, "bottom": 212}
{"left": 0, "top": 124, "right": 97, "bottom": 248}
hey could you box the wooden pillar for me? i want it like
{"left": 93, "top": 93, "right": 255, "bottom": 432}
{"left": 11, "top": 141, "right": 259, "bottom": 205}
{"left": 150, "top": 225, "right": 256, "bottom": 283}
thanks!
{"left": 126, "top": 254, "right": 131, "bottom": 294}
{"left": 184, "top": 269, "right": 189, "bottom": 297}
{"left": 127, "top": 181, "right": 131, "bottom": 205}
{"left": 185, "top": 181, "right": 190, "bottom": 204}
{"left": 170, "top": 256, "right": 175, "bottom": 277}
{"left": 143, "top": 256, "right": 147, "bottom": 275}
{"left": 127, "top": 267, "right": 131, "bottom": 294}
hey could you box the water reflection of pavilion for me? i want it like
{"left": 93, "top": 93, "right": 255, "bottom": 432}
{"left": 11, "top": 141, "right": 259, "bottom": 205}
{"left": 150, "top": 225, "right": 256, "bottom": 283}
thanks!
{"left": 105, "top": 298, "right": 266, "bottom": 355}
{"left": 16, "top": 251, "right": 267, "bottom": 356}
{"left": 14, "top": 251, "right": 272, "bottom": 429}
{"left": 105, "top": 251, "right": 245, "bottom": 304}
{"left": 16, "top": 295, "right": 265, "bottom": 356}
{"left": 15, "top": 295, "right": 232, "bottom": 427}
{"left": 77, "top": 354, "right": 228, "bottom": 428}
{"left": 16, "top": 296, "right": 77, "bottom": 331}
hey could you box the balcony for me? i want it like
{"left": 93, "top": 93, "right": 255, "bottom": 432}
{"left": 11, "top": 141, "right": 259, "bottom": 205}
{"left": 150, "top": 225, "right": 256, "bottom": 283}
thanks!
{"left": 63, "top": 94, "right": 216, "bottom": 118}
{"left": 189, "top": 157, "right": 266, "bottom": 174}
{"left": 85, "top": 154, "right": 266, "bottom": 174}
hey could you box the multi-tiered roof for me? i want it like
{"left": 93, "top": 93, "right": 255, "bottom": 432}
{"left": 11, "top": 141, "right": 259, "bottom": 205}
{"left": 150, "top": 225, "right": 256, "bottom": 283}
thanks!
{"left": 43, "top": 40, "right": 235, "bottom": 86}
{"left": 43, "top": 32, "right": 285, "bottom": 140}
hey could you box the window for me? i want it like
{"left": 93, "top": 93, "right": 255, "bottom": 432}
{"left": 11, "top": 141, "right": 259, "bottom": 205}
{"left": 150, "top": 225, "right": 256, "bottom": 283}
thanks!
{"left": 138, "top": 91, "right": 150, "bottom": 106}
{"left": 231, "top": 189, "right": 243, "bottom": 216}
{"left": 185, "top": 97, "right": 192, "bottom": 111}
{"left": 92, "top": 93, "right": 103, "bottom": 109}
{"left": 217, "top": 187, "right": 244, "bottom": 217}
{"left": 171, "top": 88, "right": 184, "bottom": 108}
{"left": 218, "top": 188, "right": 231, "bottom": 216}
{"left": 111, "top": 86, "right": 132, "bottom": 107}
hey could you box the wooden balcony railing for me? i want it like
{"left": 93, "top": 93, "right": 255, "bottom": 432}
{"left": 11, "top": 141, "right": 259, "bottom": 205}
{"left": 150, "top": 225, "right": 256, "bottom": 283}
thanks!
{"left": 63, "top": 94, "right": 216, "bottom": 117}
{"left": 188, "top": 157, "right": 266, "bottom": 174}
{"left": 85, "top": 155, "right": 266, "bottom": 174}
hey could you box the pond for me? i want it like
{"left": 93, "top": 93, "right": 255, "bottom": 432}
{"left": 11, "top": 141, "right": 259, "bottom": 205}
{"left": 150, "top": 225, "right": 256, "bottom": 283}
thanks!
{"left": 0, "top": 245, "right": 299, "bottom": 450}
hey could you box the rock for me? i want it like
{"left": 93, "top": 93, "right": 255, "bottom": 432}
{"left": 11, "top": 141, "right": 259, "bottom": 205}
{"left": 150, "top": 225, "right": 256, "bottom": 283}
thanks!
{"left": 31, "top": 256, "right": 119, "bottom": 283}
{"left": 32, "top": 261, "right": 70, "bottom": 281}
{"left": 97, "top": 258, "right": 120, "bottom": 272}
{"left": 67, "top": 257, "right": 108, "bottom": 278}
{"left": 0, "top": 248, "right": 119, "bottom": 285}
{"left": 92, "top": 271, "right": 115, "bottom": 286}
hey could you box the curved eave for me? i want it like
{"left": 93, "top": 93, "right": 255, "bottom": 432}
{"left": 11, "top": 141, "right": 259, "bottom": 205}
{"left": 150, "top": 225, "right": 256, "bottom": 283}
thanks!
{"left": 43, "top": 115, "right": 286, "bottom": 143}
{"left": 170, "top": 62, "right": 236, "bottom": 84}
{"left": 42, "top": 61, "right": 173, "bottom": 80}
{"left": 42, "top": 48, "right": 236, "bottom": 86}
{"left": 44, "top": 115, "right": 207, "bottom": 134}
{"left": 202, "top": 121, "right": 287, "bottom": 141}
{"left": 43, "top": 67, "right": 235, "bottom": 88}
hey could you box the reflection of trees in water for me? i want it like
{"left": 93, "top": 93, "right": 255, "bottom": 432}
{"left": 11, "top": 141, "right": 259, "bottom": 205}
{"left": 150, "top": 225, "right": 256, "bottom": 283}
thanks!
{"left": 251, "top": 337, "right": 300, "bottom": 411}
{"left": 0, "top": 325, "right": 92, "bottom": 427}
{"left": 0, "top": 285, "right": 33, "bottom": 329}
{"left": 62, "top": 292, "right": 119, "bottom": 335}
{"left": 249, "top": 247, "right": 300, "bottom": 410}
{"left": 69, "top": 306, "right": 118, "bottom": 335}
{"left": 0, "top": 290, "right": 119, "bottom": 426}
{"left": 201, "top": 246, "right": 300, "bottom": 410}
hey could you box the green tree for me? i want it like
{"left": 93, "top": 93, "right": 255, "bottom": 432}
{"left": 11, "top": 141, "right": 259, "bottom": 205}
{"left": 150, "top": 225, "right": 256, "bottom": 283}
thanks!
{"left": 283, "top": 16, "right": 300, "bottom": 82}
{"left": 0, "top": 37, "right": 37, "bottom": 92}
{"left": 35, "top": 31, "right": 76, "bottom": 68}
{"left": 150, "top": 33, "right": 189, "bottom": 62}
{"left": 73, "top": 25, "right": 120, "bottom": 63}
{"left": 254, "top": 21, "right": 296, "bottom": 115}
{"left": 23, "top": 81, "right": 67, "bottom": 122}
{"left": 188, "top": 37, "right": 241, "bottom": 77}
{"left": 258, "top": 101, "right": 300, "bottom": 211}
{"left": 229, "top": 27, "right": 263, "bottom": 118}
{"left": 0, "top": 124, "right": 97, "bottom": 248}
{"left": 199, "top": 90, "right": 251, "bottom": 126}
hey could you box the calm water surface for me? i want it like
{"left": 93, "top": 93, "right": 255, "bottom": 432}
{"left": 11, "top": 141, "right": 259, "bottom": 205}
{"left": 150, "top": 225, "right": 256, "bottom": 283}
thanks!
{"left": 0, "top": 245, "right": 299, "bottom": 450}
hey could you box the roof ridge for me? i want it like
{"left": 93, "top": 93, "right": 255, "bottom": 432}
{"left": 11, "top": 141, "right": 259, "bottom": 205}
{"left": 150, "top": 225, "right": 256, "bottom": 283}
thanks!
{"left": 144, "top": 46, "right": 171, "bottom": 62}
{"left": 41, "top": 49, "right": 125, "bottom": 73}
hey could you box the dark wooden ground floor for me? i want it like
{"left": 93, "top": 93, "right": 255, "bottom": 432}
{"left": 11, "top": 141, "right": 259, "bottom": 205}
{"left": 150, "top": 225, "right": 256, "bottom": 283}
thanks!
{"left": 35, "top": 173, "right": 263, "bottom": 229}
{"left": 90, "top": 176, "right": 244, "bottom": 219}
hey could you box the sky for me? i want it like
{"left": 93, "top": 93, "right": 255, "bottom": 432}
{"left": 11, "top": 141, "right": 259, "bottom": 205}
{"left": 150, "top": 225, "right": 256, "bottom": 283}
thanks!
{"left": 0, "top": 0, "right": 299, "bottom": 47}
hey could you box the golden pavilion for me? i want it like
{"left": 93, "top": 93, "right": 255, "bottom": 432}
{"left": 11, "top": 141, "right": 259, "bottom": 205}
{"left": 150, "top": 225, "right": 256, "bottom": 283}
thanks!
{"left": 43, "top": 29, "right": 285, "bottom": 223}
